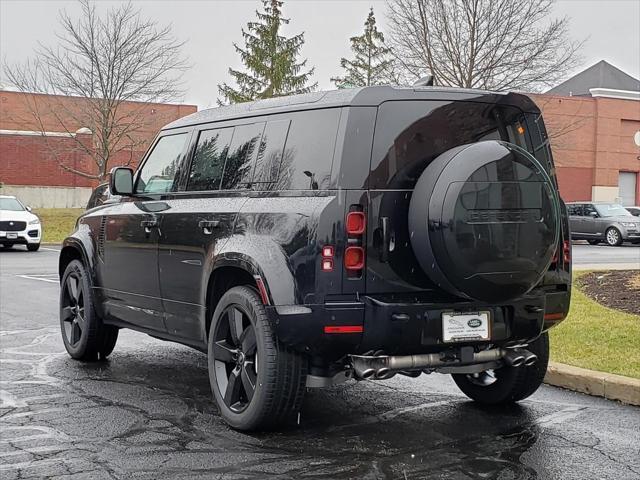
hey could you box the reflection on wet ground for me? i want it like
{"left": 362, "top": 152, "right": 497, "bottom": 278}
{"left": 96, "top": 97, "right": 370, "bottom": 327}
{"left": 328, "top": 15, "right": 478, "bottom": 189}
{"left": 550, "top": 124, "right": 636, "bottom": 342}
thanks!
{"left": 2, "top": 327, "right": 639, "bottom": 479}
{"left": 1, "top": 249, "right": 639, "bottom": 479}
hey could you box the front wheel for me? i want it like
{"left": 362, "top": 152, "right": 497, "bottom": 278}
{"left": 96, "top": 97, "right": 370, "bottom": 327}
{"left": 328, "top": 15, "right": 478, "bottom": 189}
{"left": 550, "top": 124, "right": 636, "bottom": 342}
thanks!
{"left": 605, "top": 227, "right": 623, "bottom": 246}
{"left": 60, "top": 260, "right": 119, "bottom": 361}
{"left": 208, "top": 286, "right": 307, "bottom": 431}
{"left": 452, "top": 333, "right": 549, "bottom": 404}
{"left": 27, "top": 243, "right": 41, "bottom": 252}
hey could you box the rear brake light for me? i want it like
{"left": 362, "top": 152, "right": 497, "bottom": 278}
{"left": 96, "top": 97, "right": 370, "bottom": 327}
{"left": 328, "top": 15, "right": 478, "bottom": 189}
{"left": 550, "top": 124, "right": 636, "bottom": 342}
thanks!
{"left": 344, "top": 246, "right": 365, "bottom": 270}
{"left": 346, "top": 212, "right": 366, "bottom": 235}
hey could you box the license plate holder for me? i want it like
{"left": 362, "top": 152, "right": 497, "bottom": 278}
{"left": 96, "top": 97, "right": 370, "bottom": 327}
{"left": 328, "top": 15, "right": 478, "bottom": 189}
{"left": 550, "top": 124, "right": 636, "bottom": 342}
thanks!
{"left": 7, "top": 233, "right": 18, "bottom": 239}
{"left": 442, "top": 311, "right": 491, "bottom": 343}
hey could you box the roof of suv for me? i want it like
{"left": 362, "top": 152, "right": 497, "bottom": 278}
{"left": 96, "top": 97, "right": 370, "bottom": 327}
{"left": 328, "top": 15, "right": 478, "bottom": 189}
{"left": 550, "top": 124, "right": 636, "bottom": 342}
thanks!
{"left": 164, "top": 85, "right": 540, "bottom": 130}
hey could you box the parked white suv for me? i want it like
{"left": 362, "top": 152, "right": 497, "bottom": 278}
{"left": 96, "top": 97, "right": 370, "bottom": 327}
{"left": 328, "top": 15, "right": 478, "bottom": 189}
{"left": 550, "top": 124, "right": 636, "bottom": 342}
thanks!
{"left": 0, "top": 195, "right": 42, "bottom": 251}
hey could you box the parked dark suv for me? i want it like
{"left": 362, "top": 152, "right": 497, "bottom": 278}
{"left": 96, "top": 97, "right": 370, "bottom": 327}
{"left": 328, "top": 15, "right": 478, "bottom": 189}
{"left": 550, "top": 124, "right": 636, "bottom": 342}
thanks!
{"left": 59, "top": 86, "right": 572, "bottom": 431}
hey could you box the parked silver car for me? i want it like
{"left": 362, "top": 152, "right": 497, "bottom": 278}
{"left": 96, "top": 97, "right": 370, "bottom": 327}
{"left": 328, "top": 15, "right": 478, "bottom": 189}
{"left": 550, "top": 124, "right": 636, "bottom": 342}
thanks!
{"left": 568, "top": 202, "right": 640, "bottom": 246}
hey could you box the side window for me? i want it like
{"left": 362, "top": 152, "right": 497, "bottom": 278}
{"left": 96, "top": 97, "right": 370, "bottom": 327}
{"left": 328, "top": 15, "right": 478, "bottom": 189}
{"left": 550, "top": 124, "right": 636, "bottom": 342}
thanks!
{"left": 187, "top": 127, "right": 234, "bottom": 191}
{"left": 221, "top": 122, "right": 265, "bottom": 190}
{"left": 568, "top": 204, "right": 582, "bottom": 216}
{"left": 279, "top": 109, "right": 341, "bottom": 190}
{"left": 135, "top": 133, "right": 189, "bottom": 194}
{"left": 583, "top": 204, "right": 597, "bottom": 217}
{"left": 252, "top": 119, "right": 290, "bottom": 187}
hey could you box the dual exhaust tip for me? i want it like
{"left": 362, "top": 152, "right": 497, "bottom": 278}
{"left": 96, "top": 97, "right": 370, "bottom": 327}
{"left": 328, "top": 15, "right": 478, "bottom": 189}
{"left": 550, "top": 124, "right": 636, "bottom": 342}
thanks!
{"left": 351, "top": 347, "right": 537, "bottom": 380}
{"left": 503, "top": 349, "right": 538, "bottom": 368}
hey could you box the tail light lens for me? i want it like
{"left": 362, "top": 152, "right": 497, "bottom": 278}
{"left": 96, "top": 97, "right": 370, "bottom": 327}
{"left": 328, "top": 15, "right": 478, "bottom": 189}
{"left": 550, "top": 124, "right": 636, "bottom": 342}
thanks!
{"left": 344, "top": 246, "right": 365, "bottom": 270}
{"left": 562, "top": 240, "right": 571, "bottom": 263}
{"left": 321, "top": 245, "right": 334, "bottom": 272}
{"left": 346, "top": 212, "right": 366, "bottom": 235}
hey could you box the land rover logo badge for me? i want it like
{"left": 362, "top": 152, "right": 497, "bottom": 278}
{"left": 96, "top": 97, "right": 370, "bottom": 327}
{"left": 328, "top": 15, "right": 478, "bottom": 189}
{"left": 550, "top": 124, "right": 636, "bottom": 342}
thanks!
{"left": 467, "top": 318, "right": 482, "bottom": 328}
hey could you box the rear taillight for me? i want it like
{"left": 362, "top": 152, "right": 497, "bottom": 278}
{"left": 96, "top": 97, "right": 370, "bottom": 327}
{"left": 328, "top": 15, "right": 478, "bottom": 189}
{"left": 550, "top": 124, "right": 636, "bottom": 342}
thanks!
{"left": 562, "top": 240, "right": 571, "bottom": 264}
{"left": 344, "top": 206, "right": 366, "bottom": 276}
{"left": 344, "top": 246, "right": 365, "bottom": 270}
{"left": 346, "top": 212, "right": 366, "bottom": 235}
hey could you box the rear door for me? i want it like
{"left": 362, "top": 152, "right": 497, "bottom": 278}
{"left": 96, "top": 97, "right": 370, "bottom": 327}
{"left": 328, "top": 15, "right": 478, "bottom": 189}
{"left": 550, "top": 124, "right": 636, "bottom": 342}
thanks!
{"left": 367, "top": 100, "right": 533, "bottom": 294}
{"left": 158, "top": 122, "right": 264, "bottom": 342}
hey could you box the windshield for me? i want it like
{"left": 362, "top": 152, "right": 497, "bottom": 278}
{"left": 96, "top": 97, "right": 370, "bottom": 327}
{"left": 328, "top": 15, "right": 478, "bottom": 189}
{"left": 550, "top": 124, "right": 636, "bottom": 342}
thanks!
{"left": 595, "top": 204, "right": 632, "bottom": 217}
{"left": 0, "top": 198, "right": 25, "bottom": 211}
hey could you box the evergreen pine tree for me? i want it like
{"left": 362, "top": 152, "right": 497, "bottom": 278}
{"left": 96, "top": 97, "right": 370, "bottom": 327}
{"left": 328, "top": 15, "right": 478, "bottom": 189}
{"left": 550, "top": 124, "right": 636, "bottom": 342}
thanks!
{"left": 218, "top": 0, "right": 316, "bottom": 104}
{"left": 331, "top": 8, "right": 396, "bottom": 88}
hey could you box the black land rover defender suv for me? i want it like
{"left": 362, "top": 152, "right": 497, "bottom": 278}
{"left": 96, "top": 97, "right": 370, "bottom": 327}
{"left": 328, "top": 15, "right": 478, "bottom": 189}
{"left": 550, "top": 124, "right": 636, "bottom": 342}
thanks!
{"left": 59, "top": 86, "right": 571, "bottom": 431}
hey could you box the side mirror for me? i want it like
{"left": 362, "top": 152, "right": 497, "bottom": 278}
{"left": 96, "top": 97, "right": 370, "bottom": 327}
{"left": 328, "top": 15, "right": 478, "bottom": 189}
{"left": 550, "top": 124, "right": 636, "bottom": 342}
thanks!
{"left": 110, "top": 167, "right": 134, "bottom": 196}
{"left": 26, "top": 206, "right": 32, "bottom": 212}
{"left": 590, "top": 211, "right": 598, "bottom": 218}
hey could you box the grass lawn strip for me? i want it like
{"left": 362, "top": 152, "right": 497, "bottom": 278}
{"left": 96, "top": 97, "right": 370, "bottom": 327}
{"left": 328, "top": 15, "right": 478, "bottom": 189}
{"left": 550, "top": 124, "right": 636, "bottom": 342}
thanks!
{"left": 33, "top": 208, "right": 84, "bottom": 244}
{"left": 550, "top": 272, "right": 640, "bottom": 379}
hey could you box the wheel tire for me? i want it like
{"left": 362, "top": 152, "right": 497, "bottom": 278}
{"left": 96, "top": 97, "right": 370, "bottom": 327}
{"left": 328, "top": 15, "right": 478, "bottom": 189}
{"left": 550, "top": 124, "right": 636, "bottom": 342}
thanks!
{"left": 60, "top": 259, "right": 119, "bottom": 361}
{"left": 2, "top": 244, "right": 13, "bottom": 249}
{"left": 605, "top": 227, "right": 623, "bottom": 246}
{"left": 208, "top": 286, "right": 307, "bottom": 431}
{"left": 452, "top": 332, "right": 549, "bottom": 404}
{"left": 27, "top": 243, "right": 40, "bottom": 252}
{"left": 587, "top": 239, "right": 600, "bottom": 245}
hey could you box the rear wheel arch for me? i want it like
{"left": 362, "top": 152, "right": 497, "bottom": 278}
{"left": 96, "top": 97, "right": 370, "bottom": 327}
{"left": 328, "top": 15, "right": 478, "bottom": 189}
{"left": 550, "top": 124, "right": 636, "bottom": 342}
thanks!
{"left": 205, "top": 265, "right": 261, "bottom": 339}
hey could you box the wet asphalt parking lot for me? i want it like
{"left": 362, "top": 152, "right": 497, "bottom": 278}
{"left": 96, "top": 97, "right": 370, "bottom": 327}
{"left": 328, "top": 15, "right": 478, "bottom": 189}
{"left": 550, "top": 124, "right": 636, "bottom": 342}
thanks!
{"left": 1, "top": 246, "right": 639, "bottom": 479}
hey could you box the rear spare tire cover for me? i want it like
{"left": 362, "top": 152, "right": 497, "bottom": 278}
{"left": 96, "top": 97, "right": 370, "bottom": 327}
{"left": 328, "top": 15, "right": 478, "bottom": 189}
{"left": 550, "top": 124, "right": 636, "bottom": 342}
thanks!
{"left": 409, "top": 140, "right": 560, "bottom": 302}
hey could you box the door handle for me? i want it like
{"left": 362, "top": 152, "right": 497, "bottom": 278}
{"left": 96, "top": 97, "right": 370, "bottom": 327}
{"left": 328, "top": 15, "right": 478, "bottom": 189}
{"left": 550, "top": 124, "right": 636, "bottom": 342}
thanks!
{"left": 198, "top": 219, "right": 220, "bottom": 235}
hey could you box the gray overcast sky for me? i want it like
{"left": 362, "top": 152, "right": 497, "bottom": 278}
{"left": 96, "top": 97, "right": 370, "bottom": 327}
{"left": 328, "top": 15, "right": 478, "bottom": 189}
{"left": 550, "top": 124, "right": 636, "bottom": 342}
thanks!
{"left": 1, "top": 0, "right": 639, "bottom": 109}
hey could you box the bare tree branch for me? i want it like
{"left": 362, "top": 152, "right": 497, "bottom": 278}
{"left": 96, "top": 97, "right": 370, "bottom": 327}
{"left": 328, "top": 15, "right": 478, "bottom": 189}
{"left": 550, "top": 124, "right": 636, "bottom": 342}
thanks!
{"left": 386, "top": 0, "right": 584, "bottom": 92}
{"left": 3, "top": 0, "right": 190, "bottom": 181}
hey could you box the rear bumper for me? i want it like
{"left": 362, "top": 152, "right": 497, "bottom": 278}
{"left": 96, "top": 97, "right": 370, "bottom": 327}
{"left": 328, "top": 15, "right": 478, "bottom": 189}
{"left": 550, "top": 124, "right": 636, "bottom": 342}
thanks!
{"left": 269, "top": 288, "right": 570, "bottom": 359}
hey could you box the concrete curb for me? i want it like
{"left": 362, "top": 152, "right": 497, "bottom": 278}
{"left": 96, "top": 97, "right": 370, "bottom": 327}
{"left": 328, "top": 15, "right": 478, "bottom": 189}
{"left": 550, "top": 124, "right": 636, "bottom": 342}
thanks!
{"left": 545, "top": 361, "right": 640, "bottom": 406}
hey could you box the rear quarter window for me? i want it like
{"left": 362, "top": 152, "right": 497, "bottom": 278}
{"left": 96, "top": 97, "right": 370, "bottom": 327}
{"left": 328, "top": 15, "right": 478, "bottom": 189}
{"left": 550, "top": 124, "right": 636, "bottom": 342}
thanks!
{"left": 278, "top": 108, "right": 341, "bottom": 190}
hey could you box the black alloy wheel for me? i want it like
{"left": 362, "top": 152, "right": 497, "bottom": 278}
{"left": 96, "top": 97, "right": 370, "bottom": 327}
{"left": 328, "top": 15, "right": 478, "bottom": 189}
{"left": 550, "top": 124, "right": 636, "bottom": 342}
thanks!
{"left": 61, "top": 272, "right": 85, "bottom": 348}
{"left": 208, "top": 286, "right": 307, "bottom": 431}
{"left": 211, "top": 305, "right": 258, "bottom": 413}
{"left": 59, "top": 260, "right": 118, "bottom": 360}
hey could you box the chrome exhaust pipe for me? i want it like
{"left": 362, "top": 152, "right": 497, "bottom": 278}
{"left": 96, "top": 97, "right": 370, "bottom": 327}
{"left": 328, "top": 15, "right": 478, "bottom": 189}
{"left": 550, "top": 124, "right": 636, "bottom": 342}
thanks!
{"left": 350, "top": 348, "right": 507, "bottom": 379}
{"left": 523, "top": 351, "right": 538, "bottom": 366}
{"left": 503, "top": 349, "right": 526, "bottom": 367}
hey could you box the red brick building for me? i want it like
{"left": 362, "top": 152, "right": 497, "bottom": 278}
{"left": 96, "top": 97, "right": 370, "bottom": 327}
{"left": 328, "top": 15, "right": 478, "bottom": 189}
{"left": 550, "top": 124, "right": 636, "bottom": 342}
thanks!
{"left": 0, "top": 90, "right": 196, "bottom": 206}
{"left": 533, "top": 61, "right": 640, "bottom": 206}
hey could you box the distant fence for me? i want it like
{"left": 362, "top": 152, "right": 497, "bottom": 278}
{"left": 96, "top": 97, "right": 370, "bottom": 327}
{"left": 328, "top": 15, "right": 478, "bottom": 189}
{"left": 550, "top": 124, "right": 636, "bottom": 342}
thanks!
{"left": 0, "top": 185, "right": 92, "bottom": 208}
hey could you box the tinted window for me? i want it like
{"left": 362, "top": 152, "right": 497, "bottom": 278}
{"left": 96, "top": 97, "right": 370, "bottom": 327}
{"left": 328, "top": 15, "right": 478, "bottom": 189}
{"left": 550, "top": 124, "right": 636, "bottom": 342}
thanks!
{"left": 583, "top": 204, "right": 597, "bottom": 216}
{"left": 252, "top": 119, "right": 290, "bottom": 187}
{"left": 279, "top": 109, "right": 341, "bottom": 190}
{"left": 187, "top": 128, "right": 234, "bottom": 191}
{"left": 371, "top": 101, "right": 529, "bottom": 189}
{"left": 221, "top": 122, "right": 265, "bottom": 190}
{"left": 567, "top": 204, "right": 582, "bottom": 216}
{"left": 136, "top": 133, "right": 189, "bottom": 194}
